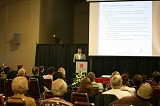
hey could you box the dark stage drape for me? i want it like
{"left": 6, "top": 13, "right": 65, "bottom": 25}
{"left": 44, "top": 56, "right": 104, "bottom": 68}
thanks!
{"left": 35, "top": 44, "right": 160, "bottom": 85}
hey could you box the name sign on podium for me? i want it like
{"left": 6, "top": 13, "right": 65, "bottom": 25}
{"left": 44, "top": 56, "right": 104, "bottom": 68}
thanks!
{"left": 75, "top": 61, "right": 88, "bottom": 73}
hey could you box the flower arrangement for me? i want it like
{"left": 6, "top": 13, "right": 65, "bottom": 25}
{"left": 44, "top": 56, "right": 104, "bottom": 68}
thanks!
{"left": 72, "top": 71, "right": 86, "bottom": 87}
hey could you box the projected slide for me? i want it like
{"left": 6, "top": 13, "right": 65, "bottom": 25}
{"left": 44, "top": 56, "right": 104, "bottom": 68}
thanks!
{"left": 89, "top": 1, "right": 160, "bottom": 56}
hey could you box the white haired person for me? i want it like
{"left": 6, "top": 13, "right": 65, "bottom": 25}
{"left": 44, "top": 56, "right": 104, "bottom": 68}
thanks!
{"left": 102, "top": 75, "right": 132, "bottom": 99}
{"left": 109, "top": 83, "right": 153, "bottom": 106}
{"left": 18, "top": 68, "right": 26, "bottom": 77}
{"left": 40, "top": 78, "right": 73, "bottom": 106}
{"left": 58, "top": 67, "right": 68, "bottom": 83}
{"left": 10, "top": 77, "right": 36, "bottom": 106}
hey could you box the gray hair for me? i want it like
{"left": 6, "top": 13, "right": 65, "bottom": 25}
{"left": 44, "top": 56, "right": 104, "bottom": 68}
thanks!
{"left": 12, "top": 77, "right": 28, "bottom": 94}
{"left": 110, "top": 75, "right": 122, "bottom": 89}
{"left": 51, "top": 78, "right": 67, "bottom": 96}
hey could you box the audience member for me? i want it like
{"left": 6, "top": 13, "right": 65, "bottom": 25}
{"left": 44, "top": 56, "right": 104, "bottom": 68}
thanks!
{"left": 52, "top": 71, "right": 71, "bottom": 102}
{"left": 11, "top": 77, "right": 36, "bottom": 106}
{"left": 17, "top": 64, "right": 23, "bottom": 71}
{"left": 102, "top": 75, "right": 132, "bottom": 99}
{"left": 77, "top": 77, "right": 97, "bottom": 103}
{"left": 53, "top": 72, "right": 64, "bottom": 81}
{"left": 152, "top": 71, "right": 160, "bottom": 87}
{"left": 1, "top": 66, "right": 10, "bottom": 80}
{"left": 58, "top": 67, "right": 68, "bottom": 83}
{"left": 40, "top": 78, "right": 73, "bottom": 106}
{"left": 39, "top": 66, "right": 44, "bottom": 76}
{"left": 121, "top": 74, "right": 136, "bottom": 96}
{"left": 109, "top": 83, "right": 153, "bottom": 106}
{"left": 7, "top": 69, "right": 17, "bottom": 79}
{"left": 43, "top": 67, "right": 55, "bottom": 80}
{"left": 132, "top": 74, "right": 143, "bottom": 91}
{"left": 30, "top": 67, "right": 46, "bottom": 94}
{"left": 87, "top": 72, "right": 104, "bottom": 92}
{"left": 149, "top": 71, "right": 160, "bottom": 106}
{"left": 141, "top": 74, "right": 148, "bottom": 83}
{"left": 106, "top": 71, "right": 120, "bottom": 90}
{"left": 17, "top": 68, "right": 26, "bottom": 77}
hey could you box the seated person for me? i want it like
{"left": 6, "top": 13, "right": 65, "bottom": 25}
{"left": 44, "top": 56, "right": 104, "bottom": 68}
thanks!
{"left": 11, "top": 77, "right": 36, "bottom": 106}
{"left": 106, "top": 71, "right": 120, "bottom": 90}
{"left": 17, "top": 64, "right": 23, "bottom": 72}
{"left": 7, "top": 69, "right": 17, "bottom": 79}
{"left": 39, "top": 66, "right": 45, "bottom": 76}
{"left": 1, "top": 66, "right": 10, "bottom": 80}
{"left": 132, "top": 74, "right": 143, "bottom": 91}
{"left": 102, "top": 75, "right": 132, "bottom": 99}
{"left": 87, "top": 72, "right": 104, "bottom": 92}
{"left": 52, "top": 71, "right": 71, "bottom": 102}
{"left": 121, "top": 74, "right": 136, "bottom": 96}
{"left": 30, "top": 67, "right": 46, "bottom": 94}
{"left": 17, "top": 68, "right": 26, "bottom": 77}
{"left": 149, "top": 71, "right": 160, "bottom": 106}
{"left": 77, "top": 77, "right": 97, "bottom": 103}
{"left": 43, "top": 67, "right": 55, "bottom": 80}
{"left": 152, "top": 71, "right": 160, "bottom": 87}
{"left": 53, "top": 72, "right": 65, "bottom": 81}
{"left": 109, "top": 83, "right": 153, "bottom": 106}
{"left": 58, "top": 67, "right": 69, "bottom": 84}
{"left": 40, "top": 78, "right": 73, "bottom": 106}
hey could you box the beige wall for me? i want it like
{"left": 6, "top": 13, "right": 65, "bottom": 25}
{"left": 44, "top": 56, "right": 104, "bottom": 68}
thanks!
{"left": 74, "top": 1, "right": 89, "bottom": 44}
{"left": 0, "top": 0, "right": 40, "bottom": 75}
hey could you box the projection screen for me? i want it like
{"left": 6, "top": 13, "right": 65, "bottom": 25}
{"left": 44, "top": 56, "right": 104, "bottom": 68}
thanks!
{"left": 89, "top": 1, "right": 160, "bottom": 56}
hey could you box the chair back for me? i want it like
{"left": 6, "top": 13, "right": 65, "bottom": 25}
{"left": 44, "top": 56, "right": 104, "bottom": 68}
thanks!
{"left": 112, "top": 104, "right": 131, "bottom": 106}
{"left": 40, "top": 100, "right": 70, "bottom": 106}
{"left": 44, "top": 90, "right": 54, "bottom": 99}
{"left": 95, "top": 94, "right": 118, "bottom": 106}
{"left": 72, "top": 87, "right": 79, "bottom": 93}
{"left": 29, "top": 78, "right": 42, "bottom": 100}
{"left": 4, "top": 79, "right": 14, "bottom": 98}
{"left": 0, "top": 79, "right": 4, "bottom": 94}
{"left": 149, "top": 87, "right": 160, "bottom": 106}
{"left": 71, "top": 92, "right": 89, "bottom": 104}
{"left": 74, "top": 101, "right": 95, "bottom": 106}
{"left": 5, "top": 98, "right": 26, "bottom": 106}
{"left": 44, "top": 79, "right": 52, "bottom": 90}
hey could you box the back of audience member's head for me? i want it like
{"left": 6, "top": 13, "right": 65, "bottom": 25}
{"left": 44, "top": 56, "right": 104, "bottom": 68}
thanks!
{"left": 152, "top": 71, "right": 160, "bottom": 83}
{"left": 51, "top": 78, "right": 67, "bottom": 96}
{"left": 133, "top": 74, "right": 143, "bottom": 87}
{"left": 3, "top": 66, "right": 10, "bottom": 74}
{"left": 53, "top": 72, "right": 64, "bottom": 81}
{"left": 32, "top": 67, "right": 39, "bottom": 75}
{"left": 17, "top": 64, "right": 23, "bottom": 70}
{"left": 58, "top": 67, "right": 66, "bottom": 76}
{"left": 121, "top": 74, "right": 129, "bottom": 85}
{"left": 137, "top": 83, "right": 153, "bottom": 100}
{"left": 7, "top": 70, "right": 17, "bottom": 79}
{"left": 12, "top": 77, "right": 28, "bottom": 94}
{"left": 77, "top": 83, "right": 94, "bottom": 96}
{"left": 18, "top": 68, "right": 26, "bottom": 76}
{"left": 47, "top": 67, "right": 55, "bottom": 75}
{"left": 111, "top": 71, "right": 120, "bottom": 78}
{"left": 87, "top": 72, "right": 95, "bottom": 82}
{"left": 39, "top": 66, "right": 44, "bottom": 72}
{"left": 141, "top": 74, "right": 147, "bottom": 83}
{"left": 110, "top": 75, "right": 122, "bottom": 89}
{"left": 79, "top": 77, "right": 91, "bottom": 86}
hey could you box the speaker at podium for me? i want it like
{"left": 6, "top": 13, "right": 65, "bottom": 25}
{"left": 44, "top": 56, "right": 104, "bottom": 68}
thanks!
{"left": 75, "top": 60, "right": 88, "bottom": 73}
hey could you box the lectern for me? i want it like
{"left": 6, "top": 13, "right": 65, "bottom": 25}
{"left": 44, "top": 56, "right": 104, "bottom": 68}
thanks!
{"left": 75, "top": 60, "right": 88, "bottom": 73}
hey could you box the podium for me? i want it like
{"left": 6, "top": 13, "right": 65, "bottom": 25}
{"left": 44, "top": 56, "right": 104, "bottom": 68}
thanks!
{"left": 75, "top": 60, "right": 88, "bottom": 73}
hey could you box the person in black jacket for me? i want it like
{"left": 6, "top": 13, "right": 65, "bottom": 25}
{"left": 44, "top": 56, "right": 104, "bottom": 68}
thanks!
{"left": 30, "top": 67, "right": 46, "bottom": 94}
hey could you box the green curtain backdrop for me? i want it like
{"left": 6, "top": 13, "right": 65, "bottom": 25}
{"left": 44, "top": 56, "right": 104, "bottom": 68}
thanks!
{"left": 35, "top": 44, "right": 160, "bottom": 85}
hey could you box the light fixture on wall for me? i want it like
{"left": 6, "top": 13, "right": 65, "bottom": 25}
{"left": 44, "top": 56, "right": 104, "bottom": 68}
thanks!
{"left": 52, "top": 34, "right": 62, "bottom": 44}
